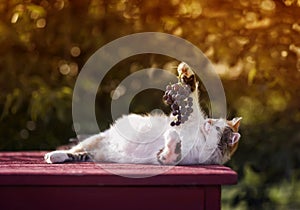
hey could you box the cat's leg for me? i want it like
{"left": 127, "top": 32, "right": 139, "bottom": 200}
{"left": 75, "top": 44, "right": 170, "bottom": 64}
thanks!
{"left": 177, "top": 62, "right": 197, "bottom": 92}
{"left": 44, "top": 134, "right": 103, "bottom": 164}
{"left": 44, "top": 150, "right": 90, "bottom": 163}
{"left": 157, "top": 129, "right": 182, "bottom": 165}
{"left": 44, "top": 143, "right": 92, "bottom": 163}
{"left": 177, "top": 62, "right": 205, "bottom": 123}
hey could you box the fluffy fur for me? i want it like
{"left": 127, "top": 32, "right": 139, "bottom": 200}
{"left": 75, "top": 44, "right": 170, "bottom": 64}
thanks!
{"left": 45, "top": 62, "right": 241, "bottom": 165}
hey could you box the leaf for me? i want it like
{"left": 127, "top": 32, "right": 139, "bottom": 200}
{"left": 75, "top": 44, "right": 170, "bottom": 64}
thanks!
{"left": 247, "top": 68, "right": 256, "bottom": 85}
{"left": 1, "top": 88, "right": 21, "bottom": 119}
{"left": 26, "top": 4, "right": 47, "bottom": 18}
{"left": 1, "top": 94, "right": 13, "bottom": 120}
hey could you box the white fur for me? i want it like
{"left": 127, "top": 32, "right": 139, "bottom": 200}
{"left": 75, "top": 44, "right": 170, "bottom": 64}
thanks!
{"left": 44, "top": 151, "right": 70, "bottom": 163}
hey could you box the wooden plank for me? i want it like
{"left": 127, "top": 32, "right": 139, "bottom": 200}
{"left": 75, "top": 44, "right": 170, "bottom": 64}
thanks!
{"left": 204, "top": 186, "right": 221, "bottom": 210}
{"left": 0, "top": 186, "right": 205, "bottom": 210}
{"left": 0, "top": 152, "right": 238, "bottom": 186}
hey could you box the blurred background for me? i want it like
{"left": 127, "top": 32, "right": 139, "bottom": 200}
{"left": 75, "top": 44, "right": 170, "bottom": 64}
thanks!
{"left": 1, "top": 0, "right": 300, "bottom": 209}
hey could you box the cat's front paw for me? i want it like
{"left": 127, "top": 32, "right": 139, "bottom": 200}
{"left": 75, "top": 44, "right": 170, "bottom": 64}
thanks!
{"left": 44, "top": 151, "right": 70, "bottom": 164}
{"left": 177, "top": 62, "right": 197, "bottom": 92}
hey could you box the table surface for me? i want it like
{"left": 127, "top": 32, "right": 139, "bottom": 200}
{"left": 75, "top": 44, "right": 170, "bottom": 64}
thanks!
{"left": 0, "top": 151, "right": 237, "bottom": 186}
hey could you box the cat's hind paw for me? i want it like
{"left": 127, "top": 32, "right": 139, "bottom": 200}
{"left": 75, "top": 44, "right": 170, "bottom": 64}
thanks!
{"left": 157, "top": 131, "right": 182, "bottom": 165}
{"left": 44, "top": 151, "right": 70, "bottom": 164}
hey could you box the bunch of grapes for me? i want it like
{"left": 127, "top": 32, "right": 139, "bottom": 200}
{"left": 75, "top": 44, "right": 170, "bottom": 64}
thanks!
{"left": 163, "top": 83, "right": 193, "bottom": 126}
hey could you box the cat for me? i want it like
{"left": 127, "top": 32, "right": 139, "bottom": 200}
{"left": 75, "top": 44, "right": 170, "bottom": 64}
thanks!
{"left": 44, "top": 62, "right": 241, "bottom": 165}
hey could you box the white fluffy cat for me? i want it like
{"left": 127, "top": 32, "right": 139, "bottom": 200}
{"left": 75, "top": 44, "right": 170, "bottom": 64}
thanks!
{"left": 45, "top": 62, "right": 241, "bottom": 165}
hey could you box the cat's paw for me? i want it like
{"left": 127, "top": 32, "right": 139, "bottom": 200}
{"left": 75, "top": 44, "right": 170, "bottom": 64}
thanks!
{"left": 177, "top": 62, "right": 197, "bottom": 92}
{"left": 44, "top": 151, "right": 70, "bottom": 164}
{"left": 157, "top": 131, "right": 182, "bottom": 165}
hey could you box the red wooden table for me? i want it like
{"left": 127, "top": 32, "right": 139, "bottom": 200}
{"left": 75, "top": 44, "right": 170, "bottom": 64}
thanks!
{"left": 0, "top": 152, "right": 237, "bottom": 210}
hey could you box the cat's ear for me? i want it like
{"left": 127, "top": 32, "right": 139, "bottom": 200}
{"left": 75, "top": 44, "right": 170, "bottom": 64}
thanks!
{"left": 228, "top": 133, "right": 241, "bottom": 146}
{"left": 228, "top": 132, "right": 241, "bottom": 156}
{"left": 228, "top": 117, "right": 242, "bottom": 132}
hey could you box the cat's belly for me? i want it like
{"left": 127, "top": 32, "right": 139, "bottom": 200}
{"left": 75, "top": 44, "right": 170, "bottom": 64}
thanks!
{"left": 107, "top": 114, "right": 169, "bottom": 164}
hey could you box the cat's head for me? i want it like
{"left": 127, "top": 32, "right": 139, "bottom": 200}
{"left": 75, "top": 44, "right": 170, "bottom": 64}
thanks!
{"left": 202, "top": 117, "right": 242, "bottom": 161}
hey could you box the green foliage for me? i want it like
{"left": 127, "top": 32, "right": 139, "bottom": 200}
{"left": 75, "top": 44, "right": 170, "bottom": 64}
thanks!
{"left": 1, "top": 0, "right": 300, "bottom": 209}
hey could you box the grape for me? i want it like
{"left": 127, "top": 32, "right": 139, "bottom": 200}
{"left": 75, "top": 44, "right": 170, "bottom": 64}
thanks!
{"left": 177, "top": 115, "right": 181, "bottom": 120}
{"left": 180, "top": 107, "right": 186, "bottom": 113}
{"left": 174, "top": 94, "right": 180, "bottom": 100}
{"left": 173, "top": 83, "right": 180, "bottom": 91}
{"left": 163, "top": 82, "right": 194, "bottom": 126}
{"left": 181, "top": 116, "right": 188, "bottom": 123}
{"left": 166, "top": 98, "right": 173, "bottom": 105}
{"left": 171, "top": 103, "right": 179, "bottom": 111}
